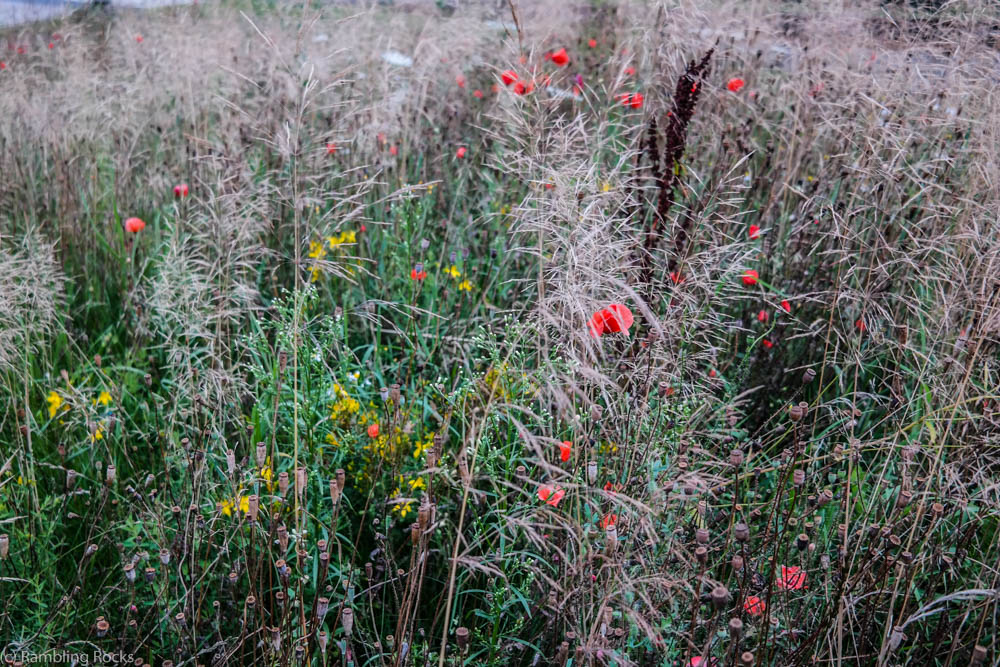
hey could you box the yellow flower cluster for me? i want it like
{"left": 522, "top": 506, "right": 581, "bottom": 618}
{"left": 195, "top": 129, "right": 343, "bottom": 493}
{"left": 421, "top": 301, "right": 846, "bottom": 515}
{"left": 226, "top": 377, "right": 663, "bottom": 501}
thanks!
{"left": 329, "top": 384, "right": 361, "bottom": 424}
{"left": 390, "top": 475, "right": 426, "bottom": 519}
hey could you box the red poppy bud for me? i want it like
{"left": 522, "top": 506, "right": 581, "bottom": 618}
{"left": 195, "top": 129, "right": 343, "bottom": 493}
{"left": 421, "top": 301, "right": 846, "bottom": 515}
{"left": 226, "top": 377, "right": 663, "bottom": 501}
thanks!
{"left": 550, "top": 48, "right": 569, "bottom": 67}
{"left": 781, "top": 300, "right": 791, "bottom": 313}
{"left": 559, "top": 441, "right": 572, "bottom": 462}
{"left": 727, "top": 77, "right": 745, "bottom": 92}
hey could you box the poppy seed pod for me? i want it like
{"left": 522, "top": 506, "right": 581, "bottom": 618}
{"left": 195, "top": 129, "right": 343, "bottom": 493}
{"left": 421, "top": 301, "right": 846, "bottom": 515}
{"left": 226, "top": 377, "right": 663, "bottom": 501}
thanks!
{"left": 696, "top": 528, "right": 709, "bottom": 544}
{"left": 734, "top": 523, "right": 750, "bottom": 542}
{"left": 278, "top": 471, "right": 289, "bottom": 496}
{"left": 587, "top": 460, "right": 598, "bottom": 485}
{"left": 226, "top": 449, "right": 236, "bottom": 475}
{"left": 729, "top": 617, "right": 744, "bottom": 636}
{"left": 740, "top": 652, "right": 755, "bottom": 666}
{"left": 793, "top": 469, "right": 805, "bottom": 486}
{"left": 247, "top": 594, "right": 256, "bottom": 609}
{"left": 389, "top": 384, "right": 401, "bottom": 402}
{"left": 730, "top": 449, "right": 744, "bottom": 466}
{"left": 270, "top": 626, "right": 281, "bottom": 652}
{"left": 296, "top": 467, "right": 307, "bottom": 495}
{"left": 316, "top": 596, "right": 329, "bottom": 620}
{"left": 256, "top": 443, "right": 267, "bottom": 467}
{"left": 931, "top": 502, "right": 944, "bottom": 517}
{"left": 802, "top": 368, "right": 816, "bottom": 384}
{"left": 96, "top": 619, "right": 110, "bottom": 637}
{"left": 418, "top": 502, "right": 431, "bottom": 530}
{"left": 0, "top": 534, "right": 8, "bottom": 560}
{"left": 175, "top": 612, "right": 186, "bottom": 628}
{"left": 972, "top": 645, "right": 987, "bottom": 665}
{"left": 66, "top": 469, "right": 77, "bottom": 490}
{"left": 897, "top": 490, "right": 912, "bottom": 508}
{"left": 797, "top": 533, "right": 809, "bottom": 551}
{"left": 711, "top": 586, "right": 729, "bottom": 610}
{"left": 318, "top": 631, "right": 329, "bottom": 653}
{"left": 106, "top": 464, "right": 116, "bottom": 485}
{"left": 341, "top": 608, "right": 354, "bottom": 636}
{"left": 144, "top": 567, "right": 156, "bottom": 583}
{"left": 277, "top": 524, "right": 288, "bottom": 551}
{"left": 731, "top": 554, "right": 744, "bottom": 570}
{"left": 695, "top": 546, "right": 708, "bottom": 564}
{"left": 411, "top": 522, "right": 421, "bottom": 545}
{"left": 276, "top": 559, "right": 289, "bottom": 577}
{"left": 789, "top": 403, "right": 806, "bottom": 421}
{"left": 159, "top": 548, "right": 170, "bottom": 565}
{"left": 456, "top": 627, "right": 470, "bottom": 650}
{"left": 124, "top": 562, "right": 136, "bottom": 583}
{"left": 336, "top": 468, "right": 346, "bottom": 491}
{"left": 605, "top": 523, "right": 618, "bottom": 554}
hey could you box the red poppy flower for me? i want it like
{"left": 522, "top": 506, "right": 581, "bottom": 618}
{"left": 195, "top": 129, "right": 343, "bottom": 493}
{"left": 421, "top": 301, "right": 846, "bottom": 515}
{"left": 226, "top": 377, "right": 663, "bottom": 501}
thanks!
{"left": 455, "top": 74, "right": 465, "bottom": 88}
{"left": 689, "top": 658, "right": 718, "bottom": 667}
{"left": 367, "top": 423, "right": 380, "bottom": 438}
{"left": 709, "top": 369, "right": 717, "bottom": 378}
{"left": 16, "top": 46, "right": 25, "bottom": 55}
{"left": 669, "top": 272, "right": 684, "bottom": 284}
{"left": 599, "top": 513, "right": 617, "bottom": 529}
{"left": 777, "top": 565, "right": 807, "bottom": 590}
{"left": 390, "top": 145, "right": 398, "bottom": 156}
{"left": 629, "top": 92, "right": 644, "bottom": 109}
{"left": 727, "top": 77, "right": 745, "bottom": 93}
{"left": 48, "top": 42, "right": 54, "bottom": 50}
{"left": 748, "top": 224, "right": 760, "bottom": 239}
{"left": 758, "top": 310, "right": 768, "bottom": 323}
{"left": 538, "top": 485, "right": 565, "bottom": 507}
{"left": 855, "top": 318, "right": 866, "bottom": 332}
{"left": 588, "top": 39, "right": 597, "bottom": 48}
{"left": 411, "top": 267, "right": 427, "bottom": 281}
{"left": 135, "top": 35, "right": 143, "bottom": 43}
{"left": 559, "top": 441, "right": 572, "bottom": 462}
{"left": 625, "top": 66, "right": 635, "bottom": 76}
{"left": 326, "top": 142, "right": 337, "bottom": 155}
{"left": 544, "top": 183, "right": 554, "bottom": 190}
{"left": 0, "top": 62, "right": 6, "bottom": 70}
{"left": 173, "top": 183, "right": 189, "bottom": 198}
{"left": 762, "top": 339, "right": 773, "bottom": 349}
{"left": 550, "top": 48, "right": 569, "bottom": 67}
{"left": 473, "top": 89, "right": 483, "bottom": 99}
{"left": 513, "top": 81, "right": 526, "bottom": 95}
{"left": 124, "top": 217, "right": 146, "bottom": 233}
{"left": 588, "top": 303, "right": 634, "bottom": 337}
{"left": 781, "top": 300, "right": 791, "bottom": 313}
{"left": 501, "top": 70, "right": 518, "bottom": 86}
{"left": 456, "top": 146, "right": 467, "bottom": 158}
{"left": 742, "top": 269, "right": 759, "bottom": 286}
{"left": 743, "top": 595, "right": 765, "bottom": 616}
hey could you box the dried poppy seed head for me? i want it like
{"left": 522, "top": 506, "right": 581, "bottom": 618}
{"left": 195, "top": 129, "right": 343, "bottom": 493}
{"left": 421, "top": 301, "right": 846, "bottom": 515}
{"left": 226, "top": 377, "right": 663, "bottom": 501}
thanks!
{"left": 972, "top": 645, "right": 987, "bottom": 665}
{"left": 729, "top": 617, "right": 743, "bottom": 636}
{"left": 711, "top": 586, "right": 729, "bottom": 610}
{"left": 316, "top": 596, "right": 329, "bottom": 620}
{"left": 696, "top": 528, "right": 709, "bottom": 544}
{"left": 896, "top": 490, "right": 912, "bottom": 508}
{"left": 256, "top": 443, "right": 267, "bottom": 467}
{"left": 695, "top": 546, "right": 708, "bottom": 564}
{"left": 277, "top": 525, "right": 288, "bottom": 551}
{"left": 246, "top": 595, "right": 256, "bottom": 609}
{"left": 144, "top": 567, "right": 156, "bottom": 583}
{"left": 730, "top": 449, "right": 744, "bottom": 466}
{"left": 389, "top": 384, "right": 401, "bottom": 402}
{"left": 66, "top": 469, "right": 77, "bottom": 490}
{"left": 731, "top": 554, "right": 744, "bottom": 570}
{"left": 455, "top": 627, "right": 470, "bottom": 650}
{"left": 318, "top": 631, "right": 329, "bottom": 653}
{"left": 0, "top": 534, "right": 8, "bottom": 560}
{"left": 740, "top": 652, "right": 755, "bottom": 666}
{"left": 124, "top": 562, "right": 136, "bottom": 583}
{"left": 931, "top": 502, "right": 944, "bottom": 516}
{"left": 247, "top": 494, "right": 259, "bottom": 522}
{"left": 789, "top": 403, "right": 805, "bottom": 421}
{"left": 174, "top": 612, "right": 186, "bottom": 628}
{"left": 341, "top": 608, "right": 354, "bottom": 636}
{"left": 793, "top": 469, "right": 805, "bottom": 486}
{"left": 734, "top": 523, "right": 749, "bottom": 542}
{"left": 797, "top": 533, "right": 809, "bottom": 551}
{"left": 96, "top": 618, "right": 110, "bottom": 637}
{"left": 587, "top": 460, "right": 598, "bottom": 484}
{"left": 802, "top": 368, "right": 816, "bottom": 384}
{"left": 277, "top": 472, "right": 289, "bottom": 496}
{"left": 105, "top": 465, "right": 116, "bottom": 485}
{"left": 336, "top": 468, "right": 346, "bottom": 490}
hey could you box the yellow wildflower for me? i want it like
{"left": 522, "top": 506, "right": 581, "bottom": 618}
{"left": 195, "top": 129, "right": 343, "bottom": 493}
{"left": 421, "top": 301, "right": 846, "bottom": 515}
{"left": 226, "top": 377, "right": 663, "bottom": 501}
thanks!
{"left": 444, "top": 265, "right": 461, "bottom": 278}
{"left": 46, "top": 391, "right": 63, "bottom": 418}
{"left": 97, "top": 391, "right": 112, "bottom": 407}
{"left": 458, "top": 280, "right": 473, "bottom": 291}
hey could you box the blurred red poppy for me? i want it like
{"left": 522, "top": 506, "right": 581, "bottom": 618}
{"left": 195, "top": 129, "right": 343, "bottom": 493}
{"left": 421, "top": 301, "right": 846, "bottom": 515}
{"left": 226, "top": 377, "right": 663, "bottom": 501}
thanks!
{"left": 727, "top": 77, "right": 744, "bottom": 92}
{"left": 559, "top": 440, "right": 572, "bottom": 462}
{"left": 588, "top": 39, "right": 597, "bottom": 48}
{"left": 599, "top": 513, "right": 617, "bottom": 529}
{"left": 742, "top": 269, "right": 759, "bottom": 286}
{"left": 501, "top": 70, "right": 518, "bottom": 86}
{"left": 135, "top": 35, "right": 143, "bottom": 43}
{"left": 762, "top": 339, "right": 773, "bottom": 349}
{"left": 781, "top": 300, "right": 791, "bottom": 313}
{"left": 669, "top": 272, "right": 684, "bottom": 284}
{"left": 473, "top": 89, "right": 483, "bottom": 99}
{"left": 456, "top": 146, "right": 467, "bottom": 158}
{"left": 367, "top": 423, "right": 380, "bottom": 438}
{"left": 551, "top": 48, "right": 569, "bottom": 66}
{"left": 124, "top": 217, "right": 146, "bottom": 233}
{"left": 390, "top": 145, "right": 398, "bottom": 156}
{"left": 588, "top": 303, "right": 633, "bottom": 337}
{"left": 173, "top": 183, "right": 189, "bottom": 198}
{"left": 748, "top": 224, "right": 760, "bottom": 239}
{"left": 625, "top": 66, "right": 635, "bottom": 76}
{"left": 758, "top": 310, "right": 768, "bottom": 322}
{"left": 777, "top": 565, "right": 807, "bottom": 590}
{"left": 538, "top": 485, "right": 565, "bottom": 507}
{"left": 456, "top": 75, "right": 465, "bottom": 88}
{"left": 326, "top": 142, "right": 337, "bottom": 155}
{"left": 513, "top": 81, "right": 526, "bottom": 95}
{"left": 743, "top": 595, "right": 765, "bottom": 616}
{"left": 411, "top": 265, "right": 427, "bottom": 281}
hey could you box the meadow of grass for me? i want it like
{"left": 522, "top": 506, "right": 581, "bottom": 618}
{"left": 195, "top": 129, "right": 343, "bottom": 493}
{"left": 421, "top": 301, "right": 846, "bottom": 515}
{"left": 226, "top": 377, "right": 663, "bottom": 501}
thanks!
{"left": 0, "top": 0, "right": 998, "bottom": 665}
